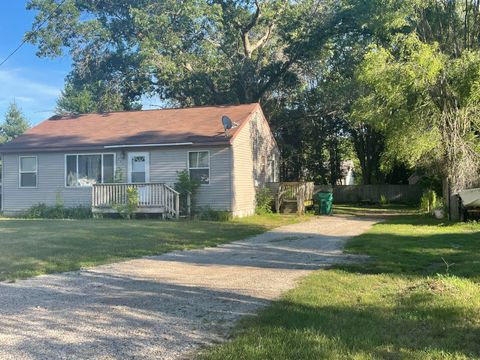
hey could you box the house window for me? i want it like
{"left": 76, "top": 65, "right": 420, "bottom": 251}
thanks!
{"left": 19, "top": 156, "right": 37, "bottom": 188}
{"left": 188, "top": 151, "right": 210, "bottom": 184}
{"left": 128, "top": 153, "right": 149, "bottom": 183}
{"left": 65, "top": 154, "right": 115, "bottom": 187}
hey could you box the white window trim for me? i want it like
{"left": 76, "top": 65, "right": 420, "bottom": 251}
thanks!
{"left": 270, "top": 154, "right": 278, "bottom": 183}
{"left": 188, "top": 150, "right": 211, "bottom": 185}
{"left": 19, "top": 155, "right": 38, "bottom": 189}
{"left": 271, "top": 159, "right": 276, "bottom": 183}
{"left": 64, "top": 153, "right": 116, "bottom": 188}
{"left": 127, "top": 152, "right": 150, "bottom": 184}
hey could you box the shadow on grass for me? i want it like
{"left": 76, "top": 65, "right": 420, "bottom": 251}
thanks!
{"left": 0, "top": 218, "right": 278, "bottom": 281}
{"left": 202, "top": 267, "right": 480, "bottom": 359}
{"left": 200, "top": 213, "right": 480, "bottom": 360}
{"left": 337, "top": 216, "right": 480, "bottom": 281}
{"left": 208, "top": 297, "right": 480, "bottom": 359}
{"left": 333, "top": 204, "right": 419, "bottom": 218}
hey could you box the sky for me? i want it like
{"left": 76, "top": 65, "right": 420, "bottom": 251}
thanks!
{"left": 0, "top": 2, "right": 71, "bottom": 125}
{"left": 0, "top": 2, "right": 162, "bottom": 126}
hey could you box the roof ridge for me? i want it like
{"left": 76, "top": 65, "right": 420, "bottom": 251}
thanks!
{"left": 49, "top": 102, "right": 260, "bottom": 120}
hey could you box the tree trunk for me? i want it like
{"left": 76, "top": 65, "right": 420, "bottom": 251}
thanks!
{"left": 443, "top": 177, "right": 462, "bottom": 221}
{"left": 350, "top": 123, "right": 384, "bottom": 185}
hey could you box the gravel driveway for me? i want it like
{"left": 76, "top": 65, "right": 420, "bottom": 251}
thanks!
{"left": 0, "top": 215, "right": 378, "bottom": 360}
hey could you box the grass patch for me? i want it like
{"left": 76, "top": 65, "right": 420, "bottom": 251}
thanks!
{"left": 200, "top": 212, "right": 480, "bottom": 359}
{"left": 334, "top": 203, "right": 419, "bottom": 217}
{"left": 0, "top": 214, "right": 306, "bottom": 281}
{"left": 343, "top": 215, "right": 480, "bottom": 281}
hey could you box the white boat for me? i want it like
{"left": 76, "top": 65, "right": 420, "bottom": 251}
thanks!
{"left": 459, "top": 188, "right": 480, "bottom": 208}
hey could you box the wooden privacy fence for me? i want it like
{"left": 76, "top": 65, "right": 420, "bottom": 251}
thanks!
{"left": 315, "top": 184, "right": 423, "bottom": 204}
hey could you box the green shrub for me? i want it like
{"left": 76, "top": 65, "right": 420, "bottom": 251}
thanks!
{"left": 63, "top": 206, "right": 92, "bottom": 219}
{"left": 112, "top": 186, "right": 138, "bottom": 219}
{"left": 23, "top": 203, "right": 92, "bottom": 219}
{"left": 255, "top": 187, "right": 274, "bottom": 215}
{"left": 417, "top": 175, "right": 443, "bottom": 197}
{"left": 23, "top": 203, "right": 54, "bottom": 218}
{"left": 174, "top": 169, "right": 200, "bottom": 216}
{"left": 196, "top": 207, "right": 232, "bottom": 221}
{"left": 435, "top": 196, "right": 445, "bottom": 210}
{"left": 420, "top": 189, "right": 438, "bottom": 214}
{"left": 379, "top": 194, "right": 389, "bottom": 206}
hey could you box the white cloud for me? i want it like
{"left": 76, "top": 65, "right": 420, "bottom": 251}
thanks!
{"left": 0, "top": 69, "right": 61, "bottom": 97}
{"left": 0, "top": 68, "right": 62, "bottom": 123}
{"left": 0, "top": 68, "right": 168, "bottom": 125}
{"left": 13, "top": 96, "right": 35, "bottom": 103}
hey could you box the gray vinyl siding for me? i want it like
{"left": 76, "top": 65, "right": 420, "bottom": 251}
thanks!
{"left": 1, "top": 146, "right": 232, "bottom": 214}
{"left": 1, "top": 152, "right": 99, "bottom": 213}
{"left": 231, "top": 110, "right": 280, "bottom": 217}
{"left": 148, "top": 146, "right": 232, "bottom": 210}
{"left": 231, "top": 121, "right": 255, "bottom": 216}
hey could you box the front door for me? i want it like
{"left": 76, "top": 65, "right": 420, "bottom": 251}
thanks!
{"left": 128, "top": 152, "right": 150, "bottom": 183}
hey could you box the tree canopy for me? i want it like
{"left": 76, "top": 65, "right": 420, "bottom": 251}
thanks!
{"left": 27, "top": 0, "right": 336, "bottom": 107}
{"left": 25, "top": 0, "right": 480, "bottom": 188}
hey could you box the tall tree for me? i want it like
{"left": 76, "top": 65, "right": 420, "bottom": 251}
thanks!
{"left": 274, "top": 0, "right": 418, "bottom": 184}
{"left": 353, "top": 34, "right": 480, "bottom": 195}
{"left": 1, "top": 102, "right": 30, "bottom": 143}
{"left": 56, "top": 80, "right": 137, "bottom": 115}
{"left": 29, "top": 0, "right": 480, "bottom": 188}
{"left": 27, "top": 0, "right": 337, "bottom": 107}
{"left": 414, "top": 0, "right": 480, "bottom": 56}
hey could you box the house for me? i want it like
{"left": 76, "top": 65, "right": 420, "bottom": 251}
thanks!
{"left": 338, "top": 160, "right": 355, "bottom": 186}
{"left": 0, "top": 103, "right": 280, "bottom": 218}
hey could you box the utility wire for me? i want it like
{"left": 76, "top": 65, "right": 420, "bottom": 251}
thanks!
{"left": 0, "top": 0, "right": 68, "bottom": 68}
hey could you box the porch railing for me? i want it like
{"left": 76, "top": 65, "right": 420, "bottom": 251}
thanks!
{"left": 275, "top": 182, "right": 315, "bottom": 215}
{"left": 92, "top": 183, "right": 180, "bottom": 219}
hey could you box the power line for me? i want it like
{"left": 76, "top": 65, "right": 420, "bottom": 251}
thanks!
{"left": 0, "top": 0, "right": 68, "bottom": 68}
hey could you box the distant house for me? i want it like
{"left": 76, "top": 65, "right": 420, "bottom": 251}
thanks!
{"left": 338, "top": 160, "right": 355, "bottom": 186}
{"left": 0, "top": 103, "right": 279, "bottom": 217}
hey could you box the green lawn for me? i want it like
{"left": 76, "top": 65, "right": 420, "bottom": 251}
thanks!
{"left": 333, "top": 203, "right": 419, "bottom": 217}
{"left": 0, "top": 214, "right": 305, "bottom": 281}
{"left": 200, "top": 212, "right": 480, "bottom": 360}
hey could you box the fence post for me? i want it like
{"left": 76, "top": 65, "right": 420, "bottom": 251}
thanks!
{"left": 92, "top": 185, "right": 96, "bottom": 209}
{"left": 276, "top": 184, "right": 284, "bottom": 213}
{"left": 297, "top": 185, "right": 305, "bottom": 216}
{"left": 175, "top": 193, "right": 180, "bottom": 219}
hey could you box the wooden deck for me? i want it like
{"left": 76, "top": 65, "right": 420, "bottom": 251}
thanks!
{"left": 92, "top": 183, "right": 180, "bottom": 218}
{"left": 266, "top": 182, "right": 315, "bottom": 215}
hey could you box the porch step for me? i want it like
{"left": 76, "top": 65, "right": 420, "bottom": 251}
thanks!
{"left": 281, "top": 202, "right": 298, "bottom": 214}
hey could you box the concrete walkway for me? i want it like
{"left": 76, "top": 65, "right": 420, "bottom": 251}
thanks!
{"left": 0, "top": 216, "right": 378, "bottom": 360}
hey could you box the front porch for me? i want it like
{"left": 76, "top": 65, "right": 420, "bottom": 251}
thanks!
{"left": 92, "top": 183, "right": 181, "bottom": 218}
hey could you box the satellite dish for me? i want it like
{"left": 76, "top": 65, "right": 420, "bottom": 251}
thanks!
{"left": 222, "top": 115, "right": 238, "bottom": 137}
{"left": 222, "top": 115, "right": 233, "bottom": 130}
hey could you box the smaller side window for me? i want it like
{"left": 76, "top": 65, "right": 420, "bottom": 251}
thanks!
{"left": 19, "top": 156, "right": 37, "bottom": 188}
{"left": 188, "top": 151, "right": 210, "bottom": 184}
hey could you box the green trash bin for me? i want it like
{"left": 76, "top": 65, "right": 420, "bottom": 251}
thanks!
{"left": 314, "top": 191, "right": 333, "bottom": 215}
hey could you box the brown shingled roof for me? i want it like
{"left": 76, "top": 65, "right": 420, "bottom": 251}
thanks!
{"left": 0, "top": 103, "right": 260, "bottom": 153}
